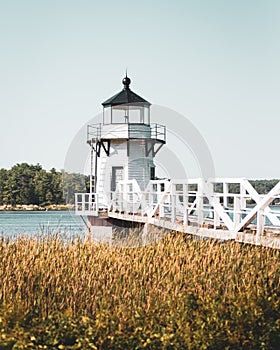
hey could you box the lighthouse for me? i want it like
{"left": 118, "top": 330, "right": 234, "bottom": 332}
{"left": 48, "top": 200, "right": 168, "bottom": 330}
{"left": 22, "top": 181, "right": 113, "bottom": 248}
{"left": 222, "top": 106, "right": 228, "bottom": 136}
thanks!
{"left": 88, "top": 75, "right": 166, "bottom": 204}
{"left": 77, "top": 75, "right": 166, "bottom": 240}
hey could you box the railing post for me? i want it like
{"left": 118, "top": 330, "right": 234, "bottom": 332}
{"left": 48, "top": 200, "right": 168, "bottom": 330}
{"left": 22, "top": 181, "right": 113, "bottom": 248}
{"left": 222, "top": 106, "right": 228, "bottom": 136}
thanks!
{"left": 141, "top": 183, "right": 148, "bottom": 216}
{"left": 240, "top": 181, "right": 247, "bottom": 210}
{"left": 257, "top": 209, "right": 265, "bottom": 238}
{"left": 95, "top": 193, "right": 98, "bottom": 215}
{"left": 158, "top": 182, "right": 165, "bottom": 218}
{"left": 234, "top": 196, "right": 241, "bottom": 238}
{"left": 149, "top": 184, "right": 153, "bottom": 215}
{"left": 223, "top": 182, "right": 229, "bottom": 208}
{"left": 213, "top": 196, "right": 221, "bottom": 229}
{"left": 82, "top": 193, "right": 85, "bottom": 213}
{"left": 197, "top": 179, "right": 203, "bottom": 225}
{"left": 183, "top": 183, "right": 188, "bottom": 225}
{"left": 171, "top": 183, "right": 176, "bottom": 223}
{"left": 157, "top": 182, "right": 163, "bottom": 217}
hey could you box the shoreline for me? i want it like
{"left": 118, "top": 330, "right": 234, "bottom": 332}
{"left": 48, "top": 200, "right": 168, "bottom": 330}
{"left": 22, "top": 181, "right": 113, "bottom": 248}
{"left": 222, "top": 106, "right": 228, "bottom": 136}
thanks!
{"left": 0, "top": 204, "right": 74, "bottom": 211}
{"left": 1, "top": 204, "right": 279, "bottom": 212}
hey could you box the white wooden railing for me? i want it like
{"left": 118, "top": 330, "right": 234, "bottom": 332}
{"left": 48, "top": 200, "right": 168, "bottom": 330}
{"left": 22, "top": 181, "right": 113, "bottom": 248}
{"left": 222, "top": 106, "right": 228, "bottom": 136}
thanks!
{"left": 75, "top": 178, "right": 280, "bottom": 238}
{"left": 75, "top": 193, "right": 99, "bottom": 216}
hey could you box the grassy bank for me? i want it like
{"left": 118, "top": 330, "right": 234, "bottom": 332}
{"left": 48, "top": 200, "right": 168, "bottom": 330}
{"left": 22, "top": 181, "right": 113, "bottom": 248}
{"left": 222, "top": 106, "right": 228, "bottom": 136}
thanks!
{"left": 0, "top": 233, "right": 279, "bottom": 349}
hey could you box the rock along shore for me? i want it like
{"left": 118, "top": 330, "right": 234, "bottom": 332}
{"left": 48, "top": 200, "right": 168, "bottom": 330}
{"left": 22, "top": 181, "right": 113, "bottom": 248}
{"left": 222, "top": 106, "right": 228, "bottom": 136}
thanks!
{"left": 0, "top": 204, "right": 74, "bottom": 211}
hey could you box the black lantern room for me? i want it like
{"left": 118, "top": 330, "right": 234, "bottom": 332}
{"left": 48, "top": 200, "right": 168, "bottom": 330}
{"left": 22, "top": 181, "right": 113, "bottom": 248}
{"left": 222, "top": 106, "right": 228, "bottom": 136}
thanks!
{"left": 102, "top": 75, "right": 151, "bottom": 125}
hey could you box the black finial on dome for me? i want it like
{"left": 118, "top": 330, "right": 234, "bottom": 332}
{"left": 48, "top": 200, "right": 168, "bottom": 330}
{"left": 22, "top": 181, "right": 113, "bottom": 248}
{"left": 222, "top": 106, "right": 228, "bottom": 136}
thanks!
{"left": 122, "top": 70, "right": 131, "bottom": 89}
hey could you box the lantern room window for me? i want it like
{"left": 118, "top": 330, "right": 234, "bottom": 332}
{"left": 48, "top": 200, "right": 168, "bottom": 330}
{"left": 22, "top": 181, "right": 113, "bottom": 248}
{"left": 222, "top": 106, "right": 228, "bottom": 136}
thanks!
{"left": 103, "top": 103, "right": 150, "bottom": 125}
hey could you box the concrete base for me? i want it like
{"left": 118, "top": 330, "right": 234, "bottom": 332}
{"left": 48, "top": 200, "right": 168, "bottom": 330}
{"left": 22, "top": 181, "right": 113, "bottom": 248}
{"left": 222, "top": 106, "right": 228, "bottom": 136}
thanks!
{"left": 86, "top": 215, "right": 168, "bottom": 246}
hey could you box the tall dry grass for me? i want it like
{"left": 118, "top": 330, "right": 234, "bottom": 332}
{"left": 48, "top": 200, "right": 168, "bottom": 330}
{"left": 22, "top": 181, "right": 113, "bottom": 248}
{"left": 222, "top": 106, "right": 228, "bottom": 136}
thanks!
{"left": 0, "top": 232, "right": 279, "bottom": 349}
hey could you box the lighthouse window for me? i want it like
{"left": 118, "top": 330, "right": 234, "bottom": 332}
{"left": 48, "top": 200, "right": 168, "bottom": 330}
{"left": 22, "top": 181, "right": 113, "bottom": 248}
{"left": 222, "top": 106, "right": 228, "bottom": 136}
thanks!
{"left": 129, "top": 109, "right": 141, "bottom": 123}
{"left": 111, "top": 106, "right": 129, "bottom": 124}
{"left": 144, "top": 106, "right": 150, "bottom": 125}
{"left": 127, "top": 104, "right": 150, "bottom": 124}
{"left": 103, "top": 107, "right": 111, "bottom": 124}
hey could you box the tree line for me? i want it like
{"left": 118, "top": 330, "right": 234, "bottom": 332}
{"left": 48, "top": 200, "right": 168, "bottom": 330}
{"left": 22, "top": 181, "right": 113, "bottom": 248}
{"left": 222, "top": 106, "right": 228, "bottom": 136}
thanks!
{"left": 213, "top": 179, "right": 280, "bottom": 195}
{"left": 212, "top": 179, "right": 280, "bottom": 205}
{"left": 0, "top": 163, "right": 89, "bottom": 206}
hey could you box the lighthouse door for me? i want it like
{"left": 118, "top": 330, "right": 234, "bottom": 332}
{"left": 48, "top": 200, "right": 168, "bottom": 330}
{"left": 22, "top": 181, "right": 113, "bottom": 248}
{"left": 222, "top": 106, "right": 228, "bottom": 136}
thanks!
{"left": 111, "top": 166, "right": 124, "bottom": 191}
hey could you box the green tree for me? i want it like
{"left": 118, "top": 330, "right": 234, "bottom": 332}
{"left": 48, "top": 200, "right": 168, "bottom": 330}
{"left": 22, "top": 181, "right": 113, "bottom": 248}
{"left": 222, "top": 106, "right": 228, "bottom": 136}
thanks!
{"left": 0, "top": 163, "right": 93, "bottom": 206}
{"left": 50, "top": 168, "right": 64, "bottom": 204}
{"left": 0, "top": 168, "right": 8, "bottom": 204}
{"left": 62, "top": 171, "right": 88, "bottom": 204}
{"left": 34, "top": 169, "right": 52, "bottom": 205}
{"left": 3, "top": 163, "right": 39, "bottom": 205}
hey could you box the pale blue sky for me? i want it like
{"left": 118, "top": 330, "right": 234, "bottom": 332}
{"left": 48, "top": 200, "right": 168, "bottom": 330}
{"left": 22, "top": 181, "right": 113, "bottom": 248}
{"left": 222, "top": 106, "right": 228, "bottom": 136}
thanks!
{"left": 0, "top": 0, "right": 279, "bottom": 179}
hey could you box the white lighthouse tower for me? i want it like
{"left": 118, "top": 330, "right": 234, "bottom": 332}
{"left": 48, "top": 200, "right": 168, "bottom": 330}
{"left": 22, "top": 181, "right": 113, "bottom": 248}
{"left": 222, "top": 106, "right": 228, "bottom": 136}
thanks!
{"left": 79, "top": 75, "right": 166, "bottom": 239}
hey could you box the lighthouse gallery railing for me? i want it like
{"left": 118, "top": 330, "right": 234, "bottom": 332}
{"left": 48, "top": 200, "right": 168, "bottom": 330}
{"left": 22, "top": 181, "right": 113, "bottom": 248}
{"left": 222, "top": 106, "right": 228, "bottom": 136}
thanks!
{"left": 87, "top": 123, "right": 166, "bottom": 143}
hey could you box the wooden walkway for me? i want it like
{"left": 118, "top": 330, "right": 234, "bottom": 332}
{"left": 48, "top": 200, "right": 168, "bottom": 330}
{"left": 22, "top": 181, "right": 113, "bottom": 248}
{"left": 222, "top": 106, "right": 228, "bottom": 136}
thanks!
{"left": 75, "top": 178, "right": 280, "bottom": 248}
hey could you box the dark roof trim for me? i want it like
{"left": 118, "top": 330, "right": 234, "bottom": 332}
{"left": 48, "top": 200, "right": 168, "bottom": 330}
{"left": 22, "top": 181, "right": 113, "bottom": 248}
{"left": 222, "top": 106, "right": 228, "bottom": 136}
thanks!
{"left": 102, "top": 88, "right": 151, "bottom": 107}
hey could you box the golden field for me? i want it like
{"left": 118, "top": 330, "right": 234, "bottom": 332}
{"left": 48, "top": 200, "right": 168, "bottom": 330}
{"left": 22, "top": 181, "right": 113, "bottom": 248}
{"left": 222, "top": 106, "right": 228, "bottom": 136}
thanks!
{"left": 0, "top": 232, "right": 279, "bottom": 349}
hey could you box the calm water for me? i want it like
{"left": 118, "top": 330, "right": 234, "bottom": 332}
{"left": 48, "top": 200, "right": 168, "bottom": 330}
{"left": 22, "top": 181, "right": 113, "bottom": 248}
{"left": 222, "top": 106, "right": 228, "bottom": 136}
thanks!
{"left": 0, "top": 210, "right": 87, "bottom": 239}
{"left": 1, "top": 206, "right": 279, "bottom": 239}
